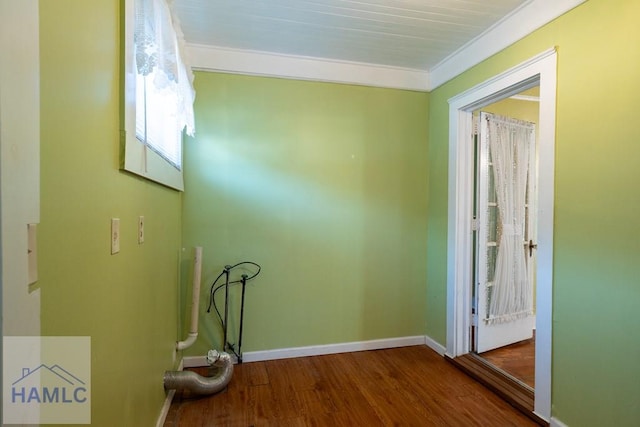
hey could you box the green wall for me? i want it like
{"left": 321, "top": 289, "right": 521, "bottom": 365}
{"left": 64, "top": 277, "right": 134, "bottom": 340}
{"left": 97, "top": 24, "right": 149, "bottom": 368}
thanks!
{"left": 182, "top": 73, "right": 429, "bottom": 356}
{"left": 482, "top": 97, "right": 539, "bottom": 126}
{"left": 426, "top": 0, "right": 640, "bottom": 425}
{"left": 39, "top": 1, "right": 182, "bottom": 425}
{"left": 34, "top": 0, "right": 640, "bottom": 425}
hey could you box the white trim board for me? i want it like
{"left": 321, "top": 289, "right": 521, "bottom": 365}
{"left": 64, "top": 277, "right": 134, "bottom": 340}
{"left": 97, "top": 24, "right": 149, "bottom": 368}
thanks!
{"left": 186, "top": 0, "right": 585, "bottom": 92}
{"left": 155, "top": 390, "right": 176, "bottom": 427}
{"left": 429, "top": 0, "right": 585, "bottom": 90}
{"left": 183, "top": 355, "right": 210, "bottom": 368}
{"left": 0, "top": 0, "right": 41, "bottom": 337}
{"left": 446, "top": 48, "right": 557, "bottom": 421}
{"left": 245, "top": 335, "right": 426, "bottom": 362}
{"left": 188, "top": 44, "right": 429, "bottom": 92}
{"left": 155, "top": 358, "right": 183, "bottom": 427}
{"left": 424, "top": 335, "right": 446, "bottom": 356}
{"left": 510, "top": 95, "right": 540, "bottom": 102}
{"left": 183, "top": 336, "right": 428, "bottom": 367}
{"left": 550, "top": 417, "right": 569, "bottom": 427}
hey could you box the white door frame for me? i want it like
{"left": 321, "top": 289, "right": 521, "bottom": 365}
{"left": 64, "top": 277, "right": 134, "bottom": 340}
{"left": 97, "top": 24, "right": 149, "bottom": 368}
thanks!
{"left": 1, "top": 0, "right": 41, "bottom": 412}
{"left": 445, "top": 48, "right": 557, "bottom": 420}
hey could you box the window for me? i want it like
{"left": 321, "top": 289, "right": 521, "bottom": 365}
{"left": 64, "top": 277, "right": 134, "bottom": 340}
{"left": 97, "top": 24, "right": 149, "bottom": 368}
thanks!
{"left": 121, "top": 0, "right": 195, "bottom": 190}
{"left": 136, "top": 71, "right": 183, "bottom": 169}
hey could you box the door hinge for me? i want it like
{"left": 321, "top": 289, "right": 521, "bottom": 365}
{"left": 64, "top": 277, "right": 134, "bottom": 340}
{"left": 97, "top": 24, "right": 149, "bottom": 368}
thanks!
{"left": 471, "top": 218, "right": 478, "bottom": 231}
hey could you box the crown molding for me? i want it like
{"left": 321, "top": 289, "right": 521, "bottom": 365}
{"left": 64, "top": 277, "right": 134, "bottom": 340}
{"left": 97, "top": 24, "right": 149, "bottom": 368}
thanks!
{"left": 187, "top": 44, "right": 429, "bottom": 92}
{"left": 428, "top": 0, "right": 586, "bottom": 90}
{"left": 186, "top": 0, "right": 585, "bottom": 92}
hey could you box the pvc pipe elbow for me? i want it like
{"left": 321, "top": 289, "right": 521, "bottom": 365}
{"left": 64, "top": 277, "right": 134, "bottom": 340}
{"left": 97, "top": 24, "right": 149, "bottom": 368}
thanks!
{"left": 176, "top": 332, "right": 198, "bottom": 351}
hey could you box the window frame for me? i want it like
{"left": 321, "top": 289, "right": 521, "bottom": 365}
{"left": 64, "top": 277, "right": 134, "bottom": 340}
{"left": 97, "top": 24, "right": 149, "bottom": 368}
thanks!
{"left": 121, "top": 0, "right": 184, "bottom": 191}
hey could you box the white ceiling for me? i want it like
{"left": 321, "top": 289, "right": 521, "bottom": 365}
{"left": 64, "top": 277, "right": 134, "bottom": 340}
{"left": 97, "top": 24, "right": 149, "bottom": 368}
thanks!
{"left": 173, "top": 0, "right": 527, "bottom": 72}
{"left": 172, "top": 0, "right": 585, "bottom": 90}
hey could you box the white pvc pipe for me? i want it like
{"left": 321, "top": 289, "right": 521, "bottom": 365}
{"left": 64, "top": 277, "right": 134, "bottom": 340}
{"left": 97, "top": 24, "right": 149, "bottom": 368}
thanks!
{"left": 177, "top": 246, "right": 203, "bottom": 351}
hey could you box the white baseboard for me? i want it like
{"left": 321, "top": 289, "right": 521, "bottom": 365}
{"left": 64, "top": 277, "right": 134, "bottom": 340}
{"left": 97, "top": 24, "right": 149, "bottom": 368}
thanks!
{"left": 183, "top": 355, "right": 209, "bottom": 368}
{"left": 182, "top": 352, "right": 239, "bottom": 367}
{"left": 243, "top": 336, "right": 427, "bottom": 363}
{"left": 155, "top": 389, "right": 176, "bottom": 427}
{"left": 550, "top": 417, "right": 569, "bottom": 427}
{"left": 183, "top": 336, "right": 428, "bottom": 367}
{"left": 424, "top": 334, "right": 447, "bottom": 356}
{"left": 156, "top": 359, "right": 183, "bottom": 427}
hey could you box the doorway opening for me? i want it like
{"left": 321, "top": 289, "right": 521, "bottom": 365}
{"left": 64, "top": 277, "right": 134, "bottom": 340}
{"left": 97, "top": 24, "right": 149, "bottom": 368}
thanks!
{"left": 445, "top": 48, "right": 557, "bottom": 422}
{"left": 471, "top": 88, "right": 540, "bottom": 390}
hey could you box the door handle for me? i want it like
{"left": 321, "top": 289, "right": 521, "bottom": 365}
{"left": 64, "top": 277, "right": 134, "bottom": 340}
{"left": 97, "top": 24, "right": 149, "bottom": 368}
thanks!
{"left": 528, "top": 240, "right": 538, "bottom": 257}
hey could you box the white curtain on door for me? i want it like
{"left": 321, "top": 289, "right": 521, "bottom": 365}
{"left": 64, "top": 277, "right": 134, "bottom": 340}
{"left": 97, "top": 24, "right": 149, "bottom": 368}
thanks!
{"left": 486, "top": 113, "right": 534, "bottom": 324}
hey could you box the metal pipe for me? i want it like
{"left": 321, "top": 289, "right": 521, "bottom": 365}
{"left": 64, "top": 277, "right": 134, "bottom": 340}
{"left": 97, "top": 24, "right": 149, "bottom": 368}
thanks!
{"left": 237, "top": 274, "right": 248, "bottom": 363}
{"left": 177, "top": 247, "right": 203, "bottom": 350}
{"left": 163, "top": 350, "right": 234, "bottom": 395}
{"left": 222, "top": 265, "right": 231, "bottom": 352}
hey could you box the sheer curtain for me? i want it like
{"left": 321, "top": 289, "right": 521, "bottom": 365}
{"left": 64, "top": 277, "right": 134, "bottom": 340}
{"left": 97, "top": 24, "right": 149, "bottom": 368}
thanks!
{"left": 486, "top": 113, "right": 534, "bottom": 324}
{"left": 134, "top": 0, "right": 195, "bottom": 137}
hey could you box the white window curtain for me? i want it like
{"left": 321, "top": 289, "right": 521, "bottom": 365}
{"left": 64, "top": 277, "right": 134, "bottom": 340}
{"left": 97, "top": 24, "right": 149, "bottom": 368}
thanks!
{"left": 134, "top": 0, "right": 195, "bottom": 143}
{"left": 486, "top": 113, "right": 534, "bottom": 324}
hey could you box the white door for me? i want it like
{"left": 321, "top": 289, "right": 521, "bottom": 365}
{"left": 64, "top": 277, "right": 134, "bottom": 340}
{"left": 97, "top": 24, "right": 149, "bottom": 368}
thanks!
{"left": 475, "top": 111, "right": 536, "bottom": 353}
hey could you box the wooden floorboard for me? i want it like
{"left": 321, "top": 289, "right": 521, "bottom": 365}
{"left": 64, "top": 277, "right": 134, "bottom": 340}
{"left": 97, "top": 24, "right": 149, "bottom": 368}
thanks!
{"left": 480, "top": 336, "right": 535, "bottom": 388}
{"left": 164, "top": 346, "right": 538, "bottom": 426}
{"left": 445, "top": 353, "right": 547, "bottom": 426}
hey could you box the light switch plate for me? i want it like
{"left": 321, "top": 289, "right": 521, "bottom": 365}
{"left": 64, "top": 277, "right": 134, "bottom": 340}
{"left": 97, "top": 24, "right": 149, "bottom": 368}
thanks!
{"left": 111, "top": 218, "right": 120, "bottom": 254}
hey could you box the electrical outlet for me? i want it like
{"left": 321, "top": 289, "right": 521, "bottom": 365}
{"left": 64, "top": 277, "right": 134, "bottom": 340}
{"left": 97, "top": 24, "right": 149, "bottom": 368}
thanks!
{"left": 138, "top": 215, "right": 145, "bottom": 244}
{"left": 111, "top": 218, "right": 120, "bottom": 254}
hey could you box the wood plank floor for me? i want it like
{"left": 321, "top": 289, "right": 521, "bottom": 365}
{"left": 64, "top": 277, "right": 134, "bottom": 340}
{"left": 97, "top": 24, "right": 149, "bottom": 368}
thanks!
{"left": 446, "top": 354, "right": 541, "bottom": 425}
{"left": 479, "top": 336, "right": 535, "bottom": 388}
{"left": 164, "top": 346, "right": 537, "bottom": 426}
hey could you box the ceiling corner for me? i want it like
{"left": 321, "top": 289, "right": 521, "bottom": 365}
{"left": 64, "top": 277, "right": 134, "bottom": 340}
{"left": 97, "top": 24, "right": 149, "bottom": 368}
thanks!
{"left": 427, "top": 0, "right": 587, "bottom": 91}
